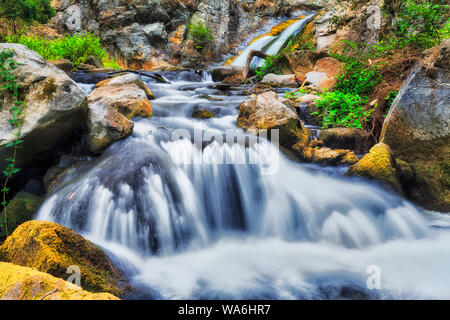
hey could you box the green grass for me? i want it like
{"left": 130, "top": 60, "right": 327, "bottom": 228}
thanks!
{"left": 4, "top": 33, "right": 119, "bottom": 68}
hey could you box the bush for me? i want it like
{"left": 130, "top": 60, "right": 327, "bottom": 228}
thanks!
{"left": 314, "top": 91, "right": 372, "bottom": 129}
{"left": 394, "top": 0, "right": 449, "bottom": 49}
{"left": 0, "top": 0, "right": 55, "bottom": 24}
{"left": 187, "top": 23, "right": 212, "bottom": 50}
{"left": 4, "top": 33, "right": 118, "bottom": 67}
{"left": 335, "top": 59, "right": 381, "bottom": 96}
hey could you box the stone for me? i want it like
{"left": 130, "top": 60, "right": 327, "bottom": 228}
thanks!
{"left": 346, "top": 143, "right": 403, "bottom": 193}
{"left": 261, "top": 74, "right": 298, "bottom": 86}
{"left": 237, "top": 91, "right": 309, "bottom": 149}
{"left": 318, "top": 127, "right": 369, "bottom": 154}
{"left": 85, "top": 56, "right": 104, "bottom": 68}
{"left": 48, "top": 58, "right": 74, "bottom": 77}
{"left": 86, "top": 73, "right": 153, "bottom": 154}
{"left": 0, "top": 44, "right": 87, "bottom": 169}
{"left": 380, "top": 65, "right": 450, "bottom": 211}
{"left": 192, "top": 109, "right": 216, "bottom": 119}
{"left": 0, "top": 262, "right": 119, "bottom": 300}
{"left": 0, "top": 221, "right": 130, "bottom": 296}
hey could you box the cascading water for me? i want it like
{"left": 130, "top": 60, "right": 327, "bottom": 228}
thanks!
{"left": 231, "top": 12, "right": 316, "bottom": 68}
{"left": 36, "top": 70, "right": 450, "bottom": 300}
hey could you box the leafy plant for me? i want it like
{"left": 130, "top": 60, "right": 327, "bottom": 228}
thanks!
{"left": 0, "top": 0, "right": 55, "bottom": 24}
{"left": 187, "top": 22, "right": 213, "bottom": 50}
{"left": 4, "top": 33, "right": 116, "bottom": 67}
{"left": 0, "top": 49, "right": 25, "bottom": 236}
{"left": 313, "top": 91, "right": 372, "bottom": 129}
{"left": 393, "top": 0, "right": 448, "bottom": 49}
{"left": 335, "top": 59, "right": 381, "bottom": 96}
{"left": 254, "top": 54, "right": 283, "bottom": 81}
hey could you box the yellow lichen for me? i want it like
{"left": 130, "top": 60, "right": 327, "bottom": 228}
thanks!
{"left": 0, "top": 262, "right": 118, "bottom": 300}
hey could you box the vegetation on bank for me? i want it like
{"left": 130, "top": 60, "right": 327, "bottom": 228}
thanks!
{"left": 187, "top": 22, "right": 213, "bottom": 50}
{"left": 3, "top": 33, "right": 120, "bottom": 68}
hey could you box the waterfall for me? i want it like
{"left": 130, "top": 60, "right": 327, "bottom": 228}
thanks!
{"left": 36, "top": 70, "right": 450, "bottom": 300}
{"left": 230, "top": 12, "right": 316, "bottom": 68}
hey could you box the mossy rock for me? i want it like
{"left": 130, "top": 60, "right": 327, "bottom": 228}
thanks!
{"left": 0, "top": 262, "right": 118, "bottom": 300}
{"left": 0, "top": 192, "right": 43, "bottom": 238}
{"left": 346, "top": 143, "right": 403, "bottom": 193}
{"left": 192, "top": 109, "right": 216, "bottom": 119}
{"left": 0, "top": 221, "right": 131, "bottom": 297}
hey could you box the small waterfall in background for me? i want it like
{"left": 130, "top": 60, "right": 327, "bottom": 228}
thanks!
{"left": 36, "top": 25, "right": 450, "bottom": 300}
{"left": 231, "top": 12, "right": 316, "bottom": 68}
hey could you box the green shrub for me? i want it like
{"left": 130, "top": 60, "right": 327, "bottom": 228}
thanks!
{"left": 254, "top": 54, "right": 283, "bottom": 80}
{"left": 187, "top": 23, "right": 212, "bottom": 50}
{"left": 4, "top": 33, "right": 117, "bottom": 67}
{"left": 0, "top": 0, "right": 55, "bottom": 24}
{"left": 314, "top": 91, "right": 372, "bottom": 129}
{"left": 394, "top": 0, "right": 448, "bottom": 49}
{"left": 334, "top": 59, "right": 381, "bottom": 96}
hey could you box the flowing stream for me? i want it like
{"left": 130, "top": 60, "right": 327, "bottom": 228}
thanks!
{"left": 36, "top": 70, "right": 450, "bottom": 299}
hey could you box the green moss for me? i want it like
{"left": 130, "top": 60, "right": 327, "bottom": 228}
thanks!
{"left": 0, "top": 191, "right": 42, "bottom": 238}
{"left": 39, "top": 78, "right": 57, "bottom": 100}
{"left": 192, "top": 109, "right": 216, "bottom": 119}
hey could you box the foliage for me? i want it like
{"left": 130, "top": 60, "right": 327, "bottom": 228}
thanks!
{"left": 393, "top": 0, "right": 448, "bottom": 49}
{"left": 187, "top": 22, "right": 212, "bottom": 50}
{"left": 384, "top": 90, "right": 398, "bottom": 117}
{"left": 254, "top": 54, "right": 283, "bottom": 80}
{"left": 335, "top": 59, "right": 381, "bottom": 96}
{"left": 0, "top": 49, "right": 25, "bottom": 236}
{"left": 313, "top": 91, "right": 371, "bottom": 129}
{"left": 0, "top": 0, "right": 55, "bottom": 24}
{"left": 4, "top": 33, "right": 116, "bottom": 67}
{"left": 284, "top": 87, "right": 311, "bottom": 99}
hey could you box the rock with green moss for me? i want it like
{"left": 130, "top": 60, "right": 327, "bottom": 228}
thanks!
{"left": 318, "top": 127, "right": 369, "bottom": 154}
{"left": 237, "top": 91, "right": 309, "bottom": 149}
{"left": 0, "top": 220, "right": 132, "bottom": 297}
{"left": 0, "top": 192, "right": 42, "bottom": 238}
{"left": 192, "top": 109, "right": 216, "bottom": 119}
{"left": 380, "top": 63, "right": 449, "bottom": 211}
{"left": 0, "top": 262, "right": 119, "bottom": 300}
{"left": 346, "top": 143, "right": 402, "bottom": 193}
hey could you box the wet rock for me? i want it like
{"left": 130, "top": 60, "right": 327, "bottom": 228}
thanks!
{"left": 0, "top": 221, "right": 130, "bottom": 297}
{"left": 192, "top": 109, "right": 216, "bottom": 119}
{"left": 293, "top": 143, "right": 358, "bottom": 166}
{"left": 0, "top": 262, "right": 119, "bottom": 300}
{"left": 77, "top": 63, "right": 97, "bottom": 71}
{"left": 346, "top": 143, "right": 402, "bottom": 193}
{"left": 380, "top": 64, "right": 450, "bottom": 211}
{"left": 211, "top": 66, "right": 244, "bottom": 82}
{"left": 0, "top": 192, "right": 43, "bottom": 238}
{"left": 221, "top": 74, "right": 245, "bottom": 85}
{"left": 237, "top": 91, "right": 309, "bottom": 149}
{"left": 0, "top": 44, "right": 87, "bottom": 169}
{"left": 318, "top": 127, "right": 369, "bottom": 154}
{"left": 86, "top": 73, "right": 153, "bottom": 154}
{"left": 48, "top": 58, "right": 74, "bottom": 77}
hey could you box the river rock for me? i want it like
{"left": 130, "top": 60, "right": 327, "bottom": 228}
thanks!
{"left": 380, "top": 64, "right": 450, "bottom": 211}
{"left": 86, "top": 73, "right": 153, "bottom": 154}
{"left": 0, "top": 44, "right": 87, "bottom": 169}
{"left": 237, "top": 91, "right": 309, "bottom": 149}
{"left": 346, "top": 143, "right": 402, "bottom": 193}
{"left": 211, "top": 66, "right": 244, "bottom": 82}
{"left": 48, "top": 58, "right": 74, "bottom": 77}
{"left": 0, "top": 220, "right": 130, "bottom": 296}
{"left": 0, "top": 192, "right": 42, "bottom": 238}
{"left": 261, "top": 74, "right": 298, "bottom": 87}
{"left": 85, "top": 56, "right": 104, "bottom": 69}
{"left": 0, "top": 262, "right": 118, "bottom": 300}
{"left": 318, "top": 127, "right": 369, "bottom": 154}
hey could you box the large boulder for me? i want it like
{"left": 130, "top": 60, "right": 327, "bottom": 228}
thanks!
{"left": 346, "top": 143, "right": 402, "bottom": 193}
{"left": 261, "top": 74, "right": 298, "bottom": 87}
{"left": 0, "top": 221, "right": 130, "bottom": 297}
{"left": 318, "top": 127, "right": 369, "bottom": 154}
{"left": 0, "top": 262, "right": 118, "bottom": 300}
{"left": 0, "top": 192, "right": 42, "bottom": 238}
{"left": 380, "top": 64, "right": 450, "bottom": 211}
{"left": 237, "top": 91, "right": 309, "bottom": 149}
{"left": 0, "top": 44, "right": 87, "bottom": 168}
{"left": 86, "top": 73, "right": 153, "bottom": 154}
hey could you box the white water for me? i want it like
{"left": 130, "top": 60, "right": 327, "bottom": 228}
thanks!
{"left": 37, "top": 71, "right": 450, "bottom": 299}
{"left": 231, "top": 36, "right": 276, "bottom": 68}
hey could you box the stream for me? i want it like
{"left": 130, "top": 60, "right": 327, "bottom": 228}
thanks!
{"left": 35, "top": 70, "right": 450, "bottom": 299}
